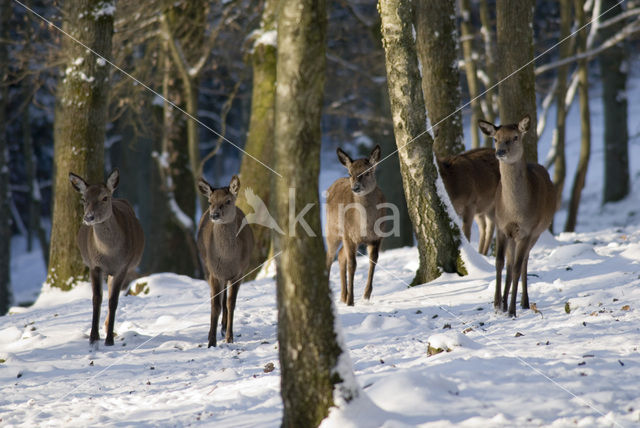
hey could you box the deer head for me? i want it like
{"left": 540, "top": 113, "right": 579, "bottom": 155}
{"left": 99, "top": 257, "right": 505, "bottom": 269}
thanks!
{"left": 337, "top": 145, "right": 381, "bottom": 196}
{"left": 198, "top": 175, "right": 240, "bottom": 224}
{"left": 69, "top": 169, "right": 119, "bottom": 226}
{"left": 478, "top": 115, "right": 530, "bottom": 164}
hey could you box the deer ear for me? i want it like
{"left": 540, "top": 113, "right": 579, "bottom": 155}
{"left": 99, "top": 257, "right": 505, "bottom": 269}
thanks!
{"left": 336, "top": 148, "right": 352, "bottom": 168}
{"left": 478, "top": 120, "right": 497, "bottom": 137}
{"left": 229, "top": 175, "right": 240, "bottom": 197}
{"left": 106, "top": 168, "right": 119, "bottom": 193}
{"left": 198, "top": 177, "right": 213, "bottom": 198}
{"left": 369, "top": 145, "right": 381, "bottom": 165}
{"left": 518, "top": 115, "right": 531, "bottom": 134}
{"left": 69, "top": 172, "right": 88, "bottom": 194}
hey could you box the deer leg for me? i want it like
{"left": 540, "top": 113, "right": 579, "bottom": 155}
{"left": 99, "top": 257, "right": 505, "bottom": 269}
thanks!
{"left": 483, "top": 217, "right": 495, "bottom": 256}
{"left": 208, "top": 276, "right": 223, "bottom": 348}
{"left": 364, "top": 240, "right": 380, "bottom": 301}
{"left": 476, "top": 214, "right": 486, "bottom": 254}
{"left": 521, "top": 247, "right": 532, "bottom": 309}
{"left": 89, "top": 267, "right": 102, "bottom": 345}
{"left": 326, "top": 238, "right": 340, "bottom": 274}
{"left": 225, "top": 281, "right": 240, "bottom": 343}
{"left": 462, "top": 208, "right": 473, "bottom": 243}
{"left": 221, "top": 287, "right": 228, "bottom": 338}
{"left": 105, "top": 271, "right": 125, "bottom": 346}
{"left": 338, "top": 247, "right": 348, "bottom": 303}
{"left": 494, "top": 231, "right": 506, "bottom": 310}
{"left": 508, "top": 240, "right": 529, "bottom": 317}
{"left": 503, "top": 240, "right": 515, "bottom": 312}
{"left": 344, "top": 242, "right": 357, "bottom": 306}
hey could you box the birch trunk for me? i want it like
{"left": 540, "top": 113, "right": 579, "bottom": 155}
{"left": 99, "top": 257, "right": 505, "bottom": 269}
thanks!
{"left": 379, "top": 0, "right": 465, "bottom": 286}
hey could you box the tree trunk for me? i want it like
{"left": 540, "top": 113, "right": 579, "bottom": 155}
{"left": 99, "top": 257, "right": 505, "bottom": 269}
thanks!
{"left": 459, "top": 0, "right": 482, "bottom": 149}
{"left": 551, "top": 0, "right": 572, "bottom": 233}
{"left": 273, "top": 0, "right": 356, "bottom": 426}
{"left": 601, "top": 0, "right": 629, "bottom": 203}
{"left": 236, "top": 0, "right": 277, "bottom": 280}
{"left": 379, "top": 0, "right": 465, "bottom": 286}
{"left": 414, "top": 0, "right": 465, "bottom": 157}
{"left": 565, "top": 0, "right": 591, "bottom": 232}
{"left": 496, "top": 0, "right": 538, "bottom": 162}
{"left": 47, "top": 0, "right": 113, "bottom": 290}
{"left": 478, "top": 0, "right": 497, "bottom": 147}
{"left": 0, "top": 0, "right": 12, "bottom": 313}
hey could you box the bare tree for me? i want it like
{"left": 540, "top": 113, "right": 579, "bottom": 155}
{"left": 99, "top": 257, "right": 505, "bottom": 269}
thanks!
{"left": 601, "top": 0, "right": 630, "bottom": 203}
{"left": 459, "top": 0, "right": 483, "bottom": 149}
{"left": 551, "top": 0, "right": 572, "bottom": 232}
{"left": 496, "top": 0, "right": 538, "bottom": 162}
{"left": 414, "top": 0, "right": 465, "bottom": 157}
{"left": 46, "top": 0, "right": 114, "bottom": 290}
{"left": 379, "top": 0, "right": 465, "bottom": 285}
{"left": 273, "top": 0, "right": 357, "bottom": 425}
{"left": 565, "top": 0, "right": 591, "bottom": 232}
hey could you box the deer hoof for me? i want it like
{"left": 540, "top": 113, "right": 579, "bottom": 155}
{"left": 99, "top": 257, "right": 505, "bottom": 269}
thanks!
{"left": 208, "top": 340, "right": 216, "bottom": 348}
{"left": 104, "top": 337, "right": 115, "bottom": 346}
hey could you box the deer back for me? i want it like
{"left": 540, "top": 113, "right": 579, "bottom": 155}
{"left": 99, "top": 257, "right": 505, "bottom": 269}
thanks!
{"left": 437, "top": 148, "right": 500, "bottom": 217}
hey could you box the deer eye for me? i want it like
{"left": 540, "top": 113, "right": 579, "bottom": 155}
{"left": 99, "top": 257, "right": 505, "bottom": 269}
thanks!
{"left": 513, "top": 135, "right": 518, "bottom": 141}
{"left": 226, "top": 199, "right": 231, "bottom": 205}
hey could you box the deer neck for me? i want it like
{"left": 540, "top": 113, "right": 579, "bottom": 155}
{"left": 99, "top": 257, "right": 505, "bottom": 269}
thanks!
{"left": 91, "top": 211, "right": 123, "bottom": 253}
{"left": 499, "top": 157, "right": 530, "bottom": 212}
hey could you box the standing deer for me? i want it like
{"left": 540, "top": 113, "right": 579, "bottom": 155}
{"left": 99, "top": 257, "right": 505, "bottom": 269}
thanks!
{"left": 478, "top": 115, "right": 556, "bottom": 317}
{"left": 326, "top": 145, "right": 387, "bottom": 306}
{"left": 197, "top": 175, "right": 254, "bottom": 347}
{"left": 69, "top": 169, "right": 144, "bottom": 346}
{"left": 437, "top": 148, "right": 500, "bottom": 255}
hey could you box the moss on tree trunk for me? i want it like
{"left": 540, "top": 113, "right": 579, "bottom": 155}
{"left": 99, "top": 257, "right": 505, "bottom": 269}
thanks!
{"left": 236, "top": 0, "right": 277, "bottom": 279}
{"left": 47, "top": 0, "right": 114, "bottom": 290}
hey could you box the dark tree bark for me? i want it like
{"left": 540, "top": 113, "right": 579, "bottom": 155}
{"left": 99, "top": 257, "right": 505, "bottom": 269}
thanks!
{"left": 414, "top": 0, "right": 465, "bottom": 157}
{"left": 601, "top": 0, "right": 629, "bottom": 203}
{"left": 0, "top": 0, "right": 12, "bottom": 313}
{"left": 273, "top": 0, "right": 356, "bottom": 426}
{"left": 478, "top": 0, "right": 498, "bottom": 147}
{"left": 496, "top": 0, "right": 538, "bottom": 162}
{"left": 379, "top": 0, "right": 465, "bottom": 285}
{"left": 47, "top": 0, "right": 113, "bottom": 290}
{"left": 565, "top": 0, "right": 591, "bottom": 232}
{"left": 459, "top": 0, "right": 482, "bottom": 149}
{"left": 551, "top": 0, "right": 572, "bottom": 233}
{"left": 236, "top": 0, "right": 277, "bottom": 279}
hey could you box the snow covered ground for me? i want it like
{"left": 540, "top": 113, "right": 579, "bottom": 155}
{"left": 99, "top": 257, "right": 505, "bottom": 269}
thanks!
{"left": 3, "top": 62, "right": 640, "bottom": 428}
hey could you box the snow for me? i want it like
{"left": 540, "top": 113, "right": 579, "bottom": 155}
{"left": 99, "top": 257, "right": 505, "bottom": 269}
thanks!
{"left": 4, "top": 43, "right": 640, "bottom": 428}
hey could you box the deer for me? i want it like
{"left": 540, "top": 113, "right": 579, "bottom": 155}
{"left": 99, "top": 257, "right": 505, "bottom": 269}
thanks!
{"left": 478, "top": 114, "right": 556, "bottom": 317}
{"left": 197, "top": 175, "right": 254, "bottom": 347}
{"left": 326, "top": 145, "right": 387, "bottom": 306}
{"left": 436, "top": 148, "right": 500, "bottom": 255}
{"left": 69, "top": 169, "right": 144, "bottom": 346}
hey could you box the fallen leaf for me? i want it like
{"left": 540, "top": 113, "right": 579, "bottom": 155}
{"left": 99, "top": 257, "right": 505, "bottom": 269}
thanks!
{"left": 621, "top": 305, "right": 631, "bottom": 311}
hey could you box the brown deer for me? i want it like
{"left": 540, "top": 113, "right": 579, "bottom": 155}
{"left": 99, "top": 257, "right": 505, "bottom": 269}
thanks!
{"left": 437, "top": 148, "right": 500, "bottom": 255}
{"left": 478, "top": 115, "right": 556, "bottom": 317}
{"left": 326, "top": 145, "right": 387, "bottom": 306}
{"left": 69, "top": 169, "right": 144, "bottom": 346}
{"left": 197, "top": 175, "right": 254, "bottom": 347}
